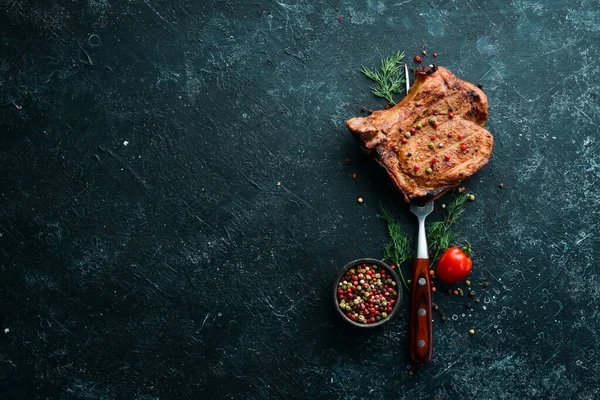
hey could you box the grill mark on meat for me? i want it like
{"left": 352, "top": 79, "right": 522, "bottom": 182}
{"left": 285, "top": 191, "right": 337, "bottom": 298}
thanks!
{"left": 412, "top": 90, "right": 485, "bottom": 123}
{"left": 468, "top": 90, "right": 480, "bottom": 101}
{"left": 443, "top": 153, "right": 488, "bottom": 177}
{"left": 401, "top": 128, "right": 478, "bottom": 172}
{"left": 347, "top": 66, "right": 494, "bottom": 202}
{"left": 467, "top": 107, "right": 481, "bottom": 118}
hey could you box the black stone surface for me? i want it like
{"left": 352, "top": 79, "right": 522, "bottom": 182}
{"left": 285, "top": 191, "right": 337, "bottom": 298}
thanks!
{"left": 1, "top": 1, "right": 599, "bottom": 398}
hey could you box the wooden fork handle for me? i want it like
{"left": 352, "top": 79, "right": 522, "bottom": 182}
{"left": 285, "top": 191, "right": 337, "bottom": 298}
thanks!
{"left": 409, "top": 257, "right": 433, "bottom": 364}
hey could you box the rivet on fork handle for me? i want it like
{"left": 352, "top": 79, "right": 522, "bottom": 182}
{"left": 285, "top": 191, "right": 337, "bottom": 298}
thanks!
{"left": 409, "top": 258, "right": 433, "bottom": 363}
{"left": 409, "top": 201, "right": 434, "bottom": 364}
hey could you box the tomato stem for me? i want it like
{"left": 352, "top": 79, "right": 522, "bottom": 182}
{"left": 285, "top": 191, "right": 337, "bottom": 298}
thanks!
{"left": 460, "top": 240, "right": 473, "bottom": 258}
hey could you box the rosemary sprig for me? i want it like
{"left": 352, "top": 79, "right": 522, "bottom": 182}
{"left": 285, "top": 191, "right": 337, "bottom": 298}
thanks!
{"left": 379, "top": 206, "right": 412, "bottom": 290}
{"left": 360, "top": 51, "right": 406, "bottom": 104}
{"left": 427, "top": 192, "right": 469, "bottom": 265}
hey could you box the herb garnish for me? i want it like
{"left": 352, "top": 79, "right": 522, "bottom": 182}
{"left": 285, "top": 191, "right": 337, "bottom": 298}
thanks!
{"left": 360, "top": 51, "right": 406, "bottom": 104}
{"left": 379, "top": 206, "right": 411, "bottom": 290}
{"left": 380, "top": 191, "right": 471, "bottom": 289}
{"left": 427, "top": 192, "right": 469, "bottom": 265}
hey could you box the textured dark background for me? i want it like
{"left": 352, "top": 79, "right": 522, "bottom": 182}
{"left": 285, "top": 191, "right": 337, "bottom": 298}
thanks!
{"left": 1, "top": 0, "right": 599, "bottom": 399}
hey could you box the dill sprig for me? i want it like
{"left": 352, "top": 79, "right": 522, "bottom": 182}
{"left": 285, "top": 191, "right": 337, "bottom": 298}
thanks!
{"left": 360, "top": 51, "right": 406, "bottom": 104}
{"left": 427, "top": 192, "right": 469, "bottom": 265}
{"left": 379, "top": 206, "right": 412, "bottom": 290}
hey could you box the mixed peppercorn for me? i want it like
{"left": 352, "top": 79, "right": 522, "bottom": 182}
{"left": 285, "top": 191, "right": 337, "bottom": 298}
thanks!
{"left": 399, "top": 111, "right": 468, "bottom": 173}
{"left": 414, "top": 49, "right": 438, "bottom": 63}
{"left": 337, "top": 264, "right": 399, "bottom": 325}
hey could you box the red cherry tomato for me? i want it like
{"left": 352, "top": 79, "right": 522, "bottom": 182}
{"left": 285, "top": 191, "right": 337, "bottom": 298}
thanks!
{"left": 436, "top": 246, "right": 472, "bottom": 283}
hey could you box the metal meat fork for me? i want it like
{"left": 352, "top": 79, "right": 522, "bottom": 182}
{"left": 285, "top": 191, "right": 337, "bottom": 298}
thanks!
{"left": 405, "top": 64, "right": 434, "bottom": 363}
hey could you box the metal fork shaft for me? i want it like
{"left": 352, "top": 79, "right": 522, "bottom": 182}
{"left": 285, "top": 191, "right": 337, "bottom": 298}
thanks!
{"left": 416, "top": 217, "right": 428, "bottom": 258}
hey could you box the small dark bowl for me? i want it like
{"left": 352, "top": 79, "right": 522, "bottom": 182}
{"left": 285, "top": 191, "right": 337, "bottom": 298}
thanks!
{"left": 333, "top": 258, "right": 403, "bottom": 328}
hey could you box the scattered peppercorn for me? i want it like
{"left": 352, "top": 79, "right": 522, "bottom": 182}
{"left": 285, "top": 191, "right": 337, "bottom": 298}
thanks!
{"left": 477, "top": 83, "right": 483, "bottom": 89}
{"left": 469, "top": 329, "right": 475, "bottom": 335}
{"left": 469, "top": 290, "right": 475, "bottom": 296}
{"left": 414, "top": 165, "right": 420, "bottom": 171}
{"left": 416, "top": 123, "right": 423, "bottom": 130}
{"left": 357, "top": 197, "right": 363, "bottom": 204}
{"left": 351, "top": 173, "right": 357, "bottom": 179}
{"left": 458, "top": 134, "right": 464, "bottom": 140}
{"left": 433, "top": 122, "right": 439, "bottom": 129}
{"left": 475, "top": 298, "right": 481, "bottom": 303}
{"left": 426, "top": 167, "right": 433, "bottom": 174}
{"left": 431, "top": 287, "right": 437, "bottom": 292}
{"left": 433, "top": 52, "right": 438, "bottom": 57}
{"left": 465, "top": 302, "right": 472, "bottom": 309}
{"left": 401, "top": 137, "right": 407, "bottom": 143}
{"left": 461, "top": 144, "right": 467, "bottom": 151}
{"left": 444, "top": 155, "right": 451, "bottom": 161}
{"left": 441, "top": 316, "right": 447, "bottom": 322}
{"left": 407, "top": 152, "right": 412, "bottom": 157}
{"left": 410, "top": 128, "right": 416, "bottom": 134}
{"left": 483, "top": 282, "right": 489, "bottom": 288}
{"left": 447, "top": 132, "right": 453, "bottom": 138}
{"left": 428, "top": 64, "right": 434, "bottom": 68}
{"left": 448, "top": 112, "right": 455, "bottom": 119}
{"left": 465, "top": 280, "right": 471, "bottom": 286}
{"left": 422, "top": 50, "right": 427, "bottom": 56}
{"left": 404, "top": 132, "right": 411, "bottom": 138}
{"left": 414, "top": 55, "right": 422, "bottom": 63}
{"left": 431, "top": 157, "right": 437, "bottom": 164}
{"left": 428, "top": 143, "right": 434, "bottom": 149}
{"left": 337, "top": 16, "right": 342, "bottom": 22}
{"left": 438, "top": 143, "right": 444, "bottom": 148}
{"left": 430, "top": 134, "right": 437, "bottom": 140}
{"left": 361, "top": 106, "right": 367, "bottom": 112}
{"left": 453, "top": 290, "right": 459, "bottom": 295}
{"left": 345, "top": 158, "right": 351, "bottom": 165}
{"left": 384, "top": 103, "right": 391, "bottom": 110}
{"left": 368, "top": 109, "right": 374, "bottom": 114}
{"left": 429, "top": 116, "right": 436, "bottom": 124}
{"left": 433, "top": 304, "right": 439, "bottom": 311}
{"left": 468, "top": 194, "right": 475, "bottom": 201}
{"left": 498, "top": 183, "right": 504, "bottom": 189}
{"left": 441, "top": 203, "right": 446, "bottom": 208}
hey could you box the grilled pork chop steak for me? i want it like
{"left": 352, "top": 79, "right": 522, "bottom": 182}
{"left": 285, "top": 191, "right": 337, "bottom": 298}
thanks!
{"left": 347, "top": 65, "right": 494, "bottom": 202}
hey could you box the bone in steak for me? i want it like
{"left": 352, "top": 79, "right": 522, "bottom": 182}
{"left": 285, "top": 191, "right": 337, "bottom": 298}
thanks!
{"left": 347, "top": 65, "right": 494, "bottom": 202}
